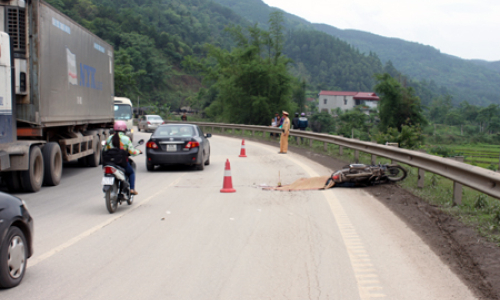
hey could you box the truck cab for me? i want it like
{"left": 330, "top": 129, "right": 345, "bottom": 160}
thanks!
{"left": 113, "top": 97, "right": 134, "bottom": 141}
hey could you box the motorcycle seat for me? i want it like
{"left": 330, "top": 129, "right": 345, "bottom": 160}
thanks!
{"left": 349, "top": 164, "right": 368, "bottom": 169}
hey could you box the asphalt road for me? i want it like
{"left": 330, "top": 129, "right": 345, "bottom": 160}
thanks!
{"left": 0, "top": 130, "right": 477, "bottom": 299}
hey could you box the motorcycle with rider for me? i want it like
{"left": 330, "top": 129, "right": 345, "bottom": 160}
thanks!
{"left": 101, "top": 121, "right": 143, "bottom": 213}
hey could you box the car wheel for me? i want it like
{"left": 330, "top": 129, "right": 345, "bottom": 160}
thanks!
{"left": 146, "top": 159, "right": 155, "bottom": 172}
{"left": 204, "top": 152, "right": 210, "bottom": 166}
{"left": 0, "top": 227, "right": 28, "bottom": 288}
{"left": 195, "top": 162, "right": 204, "bottom": 171}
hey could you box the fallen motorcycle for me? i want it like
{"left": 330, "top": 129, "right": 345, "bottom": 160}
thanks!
{"left": 324, "top": 163, "right": 407, "bottom": 188}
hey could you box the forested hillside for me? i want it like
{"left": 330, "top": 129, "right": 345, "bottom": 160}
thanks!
{"left": 470, "top": 60, "right": 500, "bottom": 74}
{"left": 213, "top": 0, "right": 500, "bottom": 107}
{"left": 313, "top": 24, "right": 500, "bottom": 106}
{"left": 284, "top": 30, "right": 383, "bottom": 92}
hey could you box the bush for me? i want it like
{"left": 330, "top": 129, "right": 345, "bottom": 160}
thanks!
{"left": 374, "top": 125, "right": 425, "bottom": 149}
{"left": 428, "top": 146, "right": 458, "bottom": 157}
{"left": 309, "top": 112, "right": 336, "bottom": 133}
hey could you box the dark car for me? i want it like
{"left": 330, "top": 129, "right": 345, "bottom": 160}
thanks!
{"left": 145, "top": 124, "right": 211, "bottom": 171}
{"left": 0, "top": 192, "right": 34, "bottom": 289}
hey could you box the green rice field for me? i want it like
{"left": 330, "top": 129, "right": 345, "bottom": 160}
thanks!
{"left": 425, "top": 144, "right": 500, "bottom": 170}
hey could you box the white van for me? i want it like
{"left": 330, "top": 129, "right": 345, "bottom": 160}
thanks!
{"left": 113, "top": 97, "right": 134, "bottom": 141}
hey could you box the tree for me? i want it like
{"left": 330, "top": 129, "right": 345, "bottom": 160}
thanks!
{"left": 428, "top": 95, "right": 452, "bottom": 123}
{"left": 185, "top": 12, "right": 297, "bottom": 125}
{"left": 374, "top": 73, "right": 427, "bottom": 132}
{"left": 309, "top": 112, "right": 336, "bottom": 133}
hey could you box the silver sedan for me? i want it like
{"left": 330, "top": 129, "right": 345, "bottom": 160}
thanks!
{"left": 137, "top": 115, "right": 164, "bottom": 133}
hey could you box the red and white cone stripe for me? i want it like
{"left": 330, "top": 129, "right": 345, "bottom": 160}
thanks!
{"left": 239, "top": 139, "right": 247, "bottom": 157}
{"left": 220, "top": 159, "right": 236, "bottom": 193}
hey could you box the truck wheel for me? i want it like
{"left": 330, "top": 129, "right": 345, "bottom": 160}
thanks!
{"left": 42, "top": 142, "right": 63, "bottom": 186}
{"left": 5, "top": 172, "right": 23, "bottom": 193}
{"left": 87, "top": 135, "right": 101, "bottom": 168}
{"left": 20, "top": 146, "right": 44, "bottom": 193}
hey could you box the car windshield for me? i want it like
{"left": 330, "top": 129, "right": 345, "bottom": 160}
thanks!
{"left": 114, "top": 104, "right": 132, "bottom": 120}
{"left": 148, "top": 116, "right": 162, "bottom": 121}
{"left": 154, "top": 126, "right": 195, "bottom": 137}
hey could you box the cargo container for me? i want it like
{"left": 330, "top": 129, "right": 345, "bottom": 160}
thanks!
{"left": 0, "top": 0, "right": 114, "bottom": 192}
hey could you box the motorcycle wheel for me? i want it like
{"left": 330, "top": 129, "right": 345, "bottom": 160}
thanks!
{"left": 386, "top": 165, "right": 407, "bottom": 182}
{"left": 105, "top": 183, "right": 119, "bottom": 214}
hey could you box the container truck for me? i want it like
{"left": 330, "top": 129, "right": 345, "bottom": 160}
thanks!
{"left": 0, "top": 0, "right": 114, "bottom": 192}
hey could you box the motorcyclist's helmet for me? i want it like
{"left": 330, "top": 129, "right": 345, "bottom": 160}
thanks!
{"left": 114, "top": 120, "right": 127, "bottom": 132}
{"left": 301, "top": 112, "right": 305, "bottom": 116}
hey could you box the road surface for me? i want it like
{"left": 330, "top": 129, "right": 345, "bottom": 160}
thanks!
{"left": 0, "top": 130, "right": 477, "bottom": 299}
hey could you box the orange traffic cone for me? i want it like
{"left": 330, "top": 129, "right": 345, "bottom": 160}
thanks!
{"left": 220, "top": 159, "right": 236, "bottom": 193}
{"left": 239, "top": 139, "right": 247, "bottom": 157}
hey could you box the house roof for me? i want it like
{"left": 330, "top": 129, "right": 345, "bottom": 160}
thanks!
{"left": 354, "top": 92, "right": 379, "bottom": 101}
{"left": 319, "top": 91, "right": 379, "bottom": 101}
{"left": 319, "top": 91, "right": 358, "bottom": 96}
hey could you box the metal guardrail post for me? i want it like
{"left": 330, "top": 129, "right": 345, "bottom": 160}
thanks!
{"left": 324, "top": 142, "right": 328, "bottom": 152}
{"left": 252, "top": 130, "right": 254, "bottom": 137}
{"left": 371, "top": 154, "right": 376, "bottom": 165}
{"left": 417, "top": 150, "right": 427, "bottom": 188}
{"left": 451, "top": 156, "right": 464, "bottom": 205}
{"left": 339, "top": 146, "right": 343, "bottom": 155}
{"left": 418, "top": 169, "right": 425, "bottom": 188}
{"left": 386, "top": 143, "right": 398, "bottom": 164}
{"left": 309, "top": 139, "right": 313, "bottom": 148}
{"left": 354, "top": 149, "right": 359, "bottom": 163}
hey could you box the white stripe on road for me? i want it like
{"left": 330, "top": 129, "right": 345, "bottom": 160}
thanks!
{"left": 29, "top": 175, "right": 186, "bottom": 267}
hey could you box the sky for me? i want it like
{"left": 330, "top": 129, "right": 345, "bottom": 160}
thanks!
{"left": 261, "top": 0, "right": 500, "bottom": 62}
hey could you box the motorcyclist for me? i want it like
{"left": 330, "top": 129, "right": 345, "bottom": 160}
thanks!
{"left": 104, "top": 121, "right": 142, "bottom": 195}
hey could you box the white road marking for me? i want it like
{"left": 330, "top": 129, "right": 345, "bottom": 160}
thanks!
{"left": 29, "top": 175, "right": 186, "bottom": 267}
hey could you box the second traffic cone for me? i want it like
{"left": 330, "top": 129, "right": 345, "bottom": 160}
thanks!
{"left": 239, "top": 139, "right": 247, "bottom": 157}
{"left": 220, "top": 159, "right": 236, "bottom": 193}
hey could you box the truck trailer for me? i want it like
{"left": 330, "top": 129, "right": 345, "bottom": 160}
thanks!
{"left": 0, "top": 0, "right": 114, "bottom": 192}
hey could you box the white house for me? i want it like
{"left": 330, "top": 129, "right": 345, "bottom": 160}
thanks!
{"left": 318, "top": 91, "right": 379, "bottom": 114}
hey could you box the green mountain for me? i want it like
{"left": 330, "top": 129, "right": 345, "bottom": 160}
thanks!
{"left": 212, "top": 0, "right": 500, "bottom": 106}
{"left": 470, "top": 60, "right": 500, "bottom": 74}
